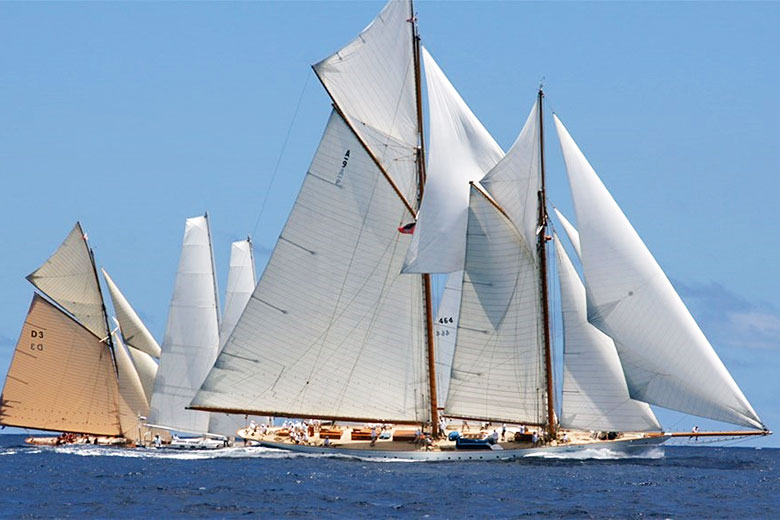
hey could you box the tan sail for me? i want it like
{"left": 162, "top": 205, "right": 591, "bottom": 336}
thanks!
{"left": 0, "top": 294, "right": 123, "bottom": 436}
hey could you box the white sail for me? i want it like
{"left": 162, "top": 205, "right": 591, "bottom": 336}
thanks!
{"left": 102, "top": 269, "right": 161, "bottom": 358}
{"left": 127, "top": 345, "right": 158, "bottom": 405}
{"left": 555, "top": 236, "right": 660, "bottom": 432}
{"left": 112, "top": 329, "right": 151, "bottom": 436}
{"left": 150, "top": 215, "right": 221, "bottom": 434}
{"left": 444, "top": 185, "right": 546, "bottom": 425}
{"left": 26, "top": 222, "right": 108, "bottom": 340}
{"left": 192, "top": 111, "right": 429, "bottom": 423}
{"left": 314, "top": 0, "right": 418, "bottom": 207}
{"left": 555, "top": 115, "right": 763, "bottom": 429}
{"left": 209, "top": 238, "right": 258, "bottom": 437}
{"left": 217, "top": 238, "right": 256, "bottom": 354}
{"left": 480, "top": 99, "right": 541, "bottom": 250}
{"left": 403, "top": 47, "right": 503, "bottom": 274}
{"left": 434, "top": 271, "right": 462, "bottom": 406}
{"left": 553, "top": 207, "right": 582, "bottom": 258}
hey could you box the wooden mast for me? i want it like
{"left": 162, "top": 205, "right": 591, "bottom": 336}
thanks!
{"left": 410, "top": 0, "right": 440, "bottom": 438}
{"left": 537, "top": 87, "right": 556, "bottom": 437}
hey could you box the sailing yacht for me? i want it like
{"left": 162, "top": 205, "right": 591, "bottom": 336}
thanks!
{"left": 0, "top": 223, "right": 154, "bottom": 446}
{"left": 189, "top": 0, "right": 769, "bottom": 460}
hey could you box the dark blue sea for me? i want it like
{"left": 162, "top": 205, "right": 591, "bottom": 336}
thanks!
{"left": 0, "top": 434, "right": 777, "bottom": 518}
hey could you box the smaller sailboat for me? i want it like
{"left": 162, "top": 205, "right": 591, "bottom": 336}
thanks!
{"left": 0, "top": 223, "right": 153, "bottom": 446}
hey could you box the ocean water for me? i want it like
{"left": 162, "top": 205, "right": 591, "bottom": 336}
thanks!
{"left": 0, "top": 434, "right": 777, "bottom": 518}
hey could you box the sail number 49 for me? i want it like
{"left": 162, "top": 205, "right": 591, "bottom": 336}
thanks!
{"left": 30, "top": 330, "right": 44, "bottom": 351}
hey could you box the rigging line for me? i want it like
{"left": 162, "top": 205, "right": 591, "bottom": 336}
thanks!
{"left": 252, "top": 70, "right": 312, "bottom": 240}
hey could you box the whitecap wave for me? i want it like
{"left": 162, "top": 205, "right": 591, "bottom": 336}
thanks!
{"left": 523, "top": 446, "right": 665, "bottom": 460}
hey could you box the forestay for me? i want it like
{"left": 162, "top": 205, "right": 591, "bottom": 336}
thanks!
{"left": 444, "top": 185, "right": 545, "bottom": 425}
{"left": 314, "top": 0, "right": 418, "bottom": 208}
{"left": 102, "top": 269, "right": 162, "bottom": 358}
{"left": 26, "top": 222, "right": 108, "bottom": 340}
{"left": 555, "top": 235, "right": 660, "bottom": 432}
{"left": 403, "top": 47, "right": 503, "bottom": 274}
{"left": 0, "top": 295, "right": 122, "bottom": 436}
{"left": 150, "top": 215, "right": 221, "bottom": 434}
{"left": 555, "top": 115, "right": 763, "bottom": 429}
{"left": 192, "top": 111, "right": 429, "bottom": 423}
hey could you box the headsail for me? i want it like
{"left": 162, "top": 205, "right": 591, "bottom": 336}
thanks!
{"left": 112, "top": 328, "right": 151, "bottom": 436}
{"left": 553, "top": 207, "right": 582, "bottom": 258}
{"left": 402, "top": 47, "right": 503, "bottom": 274}
{"left": 444, "top": 185, "right": 545, "bottom": 425}
{"left": 554, "top": 234, "right": 660, "bottom": 432}
{"left": 191, "top": 111, "right": 429, "bottom": 423}
{"left": 127, "top": 346, "right": 158, "bottom": 405}
{"left": 0, "top": 295, "right": 122, "bottom": 436}
{"left": 102, "top": 268, "right": 162, "bottom": 358}
{"left": 150, "top": 215, "right": 221, "bottom": 434}
{"left": 555, "top": 115, "right": 763, "bottom": 429}
{"left": 26, "top": 222, "right": 109, "bottom": 340}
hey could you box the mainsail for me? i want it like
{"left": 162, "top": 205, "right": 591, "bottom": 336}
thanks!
{"left": 26, "top": 222, "right": 109, "bottom": 341}
{"left": 555, "top": 115, "right": 763, "bottom": 430}
{"left": 554, "top": 235, "right": 660, "bottom": 432}
{"left": 0, "top": 295, "right": 122, "bottom": 436}
{"left": 209, "top": 238, "right": 258, "bottom": 436}
{"left": 217, "top": 238, "right": 256, "bottom": 354}
{"left": 192, "top": 111, "right": 429, "bottom": 423}
{"left": 150, "top": 215, "right": 221, "bottom": 434}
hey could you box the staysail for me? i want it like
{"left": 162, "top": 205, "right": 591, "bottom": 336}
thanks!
{"left": 555, "top": 115, "right": 763, "bottom": 429}
{"left": 191, "top": 111, "right": 429, "bottom": 423}
{"left": 150, "top": 215, "right": 221, "bottom": 434}
{"left": 0, "top": 295, "right": 122, "bottom": 436}
{"left": 127, "top": 346, "right": 158, "bottom": 405}
{"left": 102, "top": 268, "right": 162, "bottom": 358}
{"left": 402, "top": 46, "right": 503, "bottom": 274}
{"left": 444, "top": 185, "right": 546, "bottom": 425}
{"left": 554, "top": 235, "right": 660, "bottom": 432}
{"left": 26, "top": 222, "right": 109, "bottom": 341}
{"left": 112, "top": 329, "right": 151, "bottom": 437}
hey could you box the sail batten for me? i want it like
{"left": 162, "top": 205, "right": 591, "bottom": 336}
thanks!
{"left": 192, "top": 111, "right": 428, "bottom": 423}
{"left": 555, "top": 115, "right": 763, "bottom": 430}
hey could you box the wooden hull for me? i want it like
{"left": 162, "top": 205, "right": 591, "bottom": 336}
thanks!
{"left": 25, "top": 436, "right": 131, "bottom": 447}
{"left": 239, "top": 428, "right": 669, "bottom": 461}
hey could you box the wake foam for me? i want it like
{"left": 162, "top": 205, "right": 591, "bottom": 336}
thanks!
{"left": 523, "top": 446, "right": 665, "bottom": 460}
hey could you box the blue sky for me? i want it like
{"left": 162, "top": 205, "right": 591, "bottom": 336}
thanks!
{"left": 1, "top": 1, "right": 778, "bottom": 446}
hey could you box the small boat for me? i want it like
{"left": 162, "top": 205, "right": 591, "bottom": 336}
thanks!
{"left": 0, "top": 223, "right": 156, "bottom": 447}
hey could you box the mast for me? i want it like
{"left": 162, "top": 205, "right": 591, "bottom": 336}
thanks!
{"left": 537, "top": 87, "right": 556, "bottom": 436}
{"left": 410, "top": 0, "right": 440, "bottom": 437}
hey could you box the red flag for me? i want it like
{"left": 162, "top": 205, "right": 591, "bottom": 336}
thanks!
{"left": 397, "top": 222, "right": 416, "bottom": 235}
